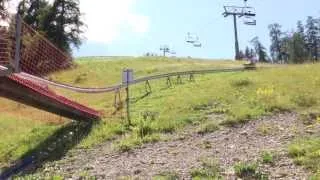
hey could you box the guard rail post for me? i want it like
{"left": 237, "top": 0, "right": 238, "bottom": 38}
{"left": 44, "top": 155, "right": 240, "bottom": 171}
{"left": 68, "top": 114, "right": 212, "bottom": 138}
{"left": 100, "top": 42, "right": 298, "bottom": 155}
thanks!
{"left": 123, "top": 69, "right": 133, "bottom": 126}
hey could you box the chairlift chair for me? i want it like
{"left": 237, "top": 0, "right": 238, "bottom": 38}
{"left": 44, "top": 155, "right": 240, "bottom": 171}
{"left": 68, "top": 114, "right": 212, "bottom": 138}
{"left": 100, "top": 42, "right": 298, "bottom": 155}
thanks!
{"left": 244, "top": 16, "right": 256, "bottom": 25}
{"left": 186, "top": 32, "right": 198, "bottom": 44}
{"left": 193, "top": 41, "right": 202, "bottom": 47}
{"left": 243, "top": 7, "right": 256, "bottom": 17}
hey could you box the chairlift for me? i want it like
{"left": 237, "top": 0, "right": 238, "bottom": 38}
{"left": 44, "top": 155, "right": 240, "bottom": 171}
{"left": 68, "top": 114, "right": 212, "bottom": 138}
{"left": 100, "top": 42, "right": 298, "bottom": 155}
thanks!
{"left": 244, "top": 16, "right": 256, "bottom": 25}
{"left": 186, "top": 32, "right": 198, "bottom": 44}
{"left": 243, "top": 7, "right": 256, "bottom": 16}
{"left": 193, "top": 41, "right": 202, "bottom": 47}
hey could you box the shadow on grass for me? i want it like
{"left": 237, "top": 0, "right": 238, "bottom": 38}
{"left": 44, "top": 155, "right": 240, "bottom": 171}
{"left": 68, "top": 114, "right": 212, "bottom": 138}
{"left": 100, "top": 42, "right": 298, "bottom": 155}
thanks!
{"left": 0, "top": 120, "right": 95, "bottom": 179}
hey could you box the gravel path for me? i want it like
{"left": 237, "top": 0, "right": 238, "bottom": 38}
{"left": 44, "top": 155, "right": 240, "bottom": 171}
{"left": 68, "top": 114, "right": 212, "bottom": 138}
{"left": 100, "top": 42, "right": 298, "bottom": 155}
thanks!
{"left": 39, "top": 113, "right": 312, "bottom": 179}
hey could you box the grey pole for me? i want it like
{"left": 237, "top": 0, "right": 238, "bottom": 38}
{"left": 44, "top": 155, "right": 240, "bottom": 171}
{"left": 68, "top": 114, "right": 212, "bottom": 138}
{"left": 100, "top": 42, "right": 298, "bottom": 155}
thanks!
{"left": 125, "top": 70, "right": 131, "bottom": 125}
{"left": 13, "top": 14, "right": 22, "bottom": 72}
{"left": 233, "top": 14, "right": 240, "bottom": 60}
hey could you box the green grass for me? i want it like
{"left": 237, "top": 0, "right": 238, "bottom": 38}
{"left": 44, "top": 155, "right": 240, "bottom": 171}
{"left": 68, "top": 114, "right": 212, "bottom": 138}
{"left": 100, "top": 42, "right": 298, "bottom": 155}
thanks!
{"left": 288, "top": 137, "right": 320, "bottom": 176}
{"left": 190, "top": 158, "right": 222, "bottom": 179}
{"left": 261, "top": 151, "right": 276, "bottom": 164}
{"left": 234, "top": 162, "right": 268, "bottom": 179}
{"left": 2, "top": 57, "right": 320, "bottom": 166}
{"left": 0, "top": 114, "right": 60, "bottom": 168}
{"left": 197, "top": 121, "right": 220, "bottom": 135}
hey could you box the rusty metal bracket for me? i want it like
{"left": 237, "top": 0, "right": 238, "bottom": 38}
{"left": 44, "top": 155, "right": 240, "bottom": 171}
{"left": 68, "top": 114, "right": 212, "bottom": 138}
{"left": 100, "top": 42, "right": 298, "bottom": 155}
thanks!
{"left": 189, "top": 73, "right": 195, "bottom": 82}
{"left": 113, "top": 88, "right": 122, "bottom": 110}
{"left": 166, "top": 76, "right": 172, "bottom": 87}
{"left": 145, "top": 80, "right": 152, "bottom": 94}
{"left": 177, "top": 75, "right": 182, "bottom": 84}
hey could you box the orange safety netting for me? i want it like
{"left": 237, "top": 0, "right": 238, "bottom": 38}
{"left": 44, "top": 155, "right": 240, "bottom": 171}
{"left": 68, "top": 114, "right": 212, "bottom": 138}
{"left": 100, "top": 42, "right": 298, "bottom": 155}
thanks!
{"left": 0, "top": 12, "right": 72, "bottom": 76}
{"left": 0, "top": 13, "right": 103, "bottom": 120}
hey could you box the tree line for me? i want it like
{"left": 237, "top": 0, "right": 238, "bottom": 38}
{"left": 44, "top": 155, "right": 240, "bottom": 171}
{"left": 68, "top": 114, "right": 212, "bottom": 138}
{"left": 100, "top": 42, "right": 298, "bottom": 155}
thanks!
{"left": 239, "top": 15, "right": 320, "bottom": 64}
{"left": 0, "top": 0, "right": 84, "bottom": 54}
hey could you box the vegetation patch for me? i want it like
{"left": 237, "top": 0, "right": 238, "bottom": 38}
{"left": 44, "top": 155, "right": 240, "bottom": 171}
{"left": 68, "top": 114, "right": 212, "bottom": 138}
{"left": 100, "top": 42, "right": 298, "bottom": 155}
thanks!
{"left": 288, "top": 137, "right": 320, "bottom": 173}
{"left": 0, "top": 115, "right": 60, "bottom": 167}
{"left": 231, "top": 78, "right": 253, "bottom": 87}
{"left": 299, "top": 112, "right": 320, "bottom": 125}
{"left": 191, "top": 158, "right": 222, "bottom": 180}
{"left": 256, "top": 123, "right": 278, "bottom": 136}
{"left": 261, "top": 151, "right": 276, "bottom": 164}
{"left": 292, "top": 93, "right": 318, "bottom": 108}
{"left": 152, "top": 171, "right": 179, "bottom": 180}
{"left": 197, "top": 121, "right": 220, "bottom": 135}
{"left": 234, "top": 162, "right": 268, "bottom": 179}
{"left": 200, "top": 140, "right": 212, "bottom": 149}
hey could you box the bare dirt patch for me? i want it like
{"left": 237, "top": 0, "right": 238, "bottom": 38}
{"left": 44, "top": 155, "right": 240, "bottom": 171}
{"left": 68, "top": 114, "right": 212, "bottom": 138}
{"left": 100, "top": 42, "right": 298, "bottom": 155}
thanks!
{"left": 36, "top": 113, "right": 311, "bottom": 179}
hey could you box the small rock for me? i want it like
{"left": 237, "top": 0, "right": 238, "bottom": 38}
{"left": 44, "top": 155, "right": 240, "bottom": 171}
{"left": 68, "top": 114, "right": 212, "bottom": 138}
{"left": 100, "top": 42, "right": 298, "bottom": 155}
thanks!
{"left": 84, "top": 165, "right": 94, "bottom": 170}
{"left": 233, "top": 157, "right": 240, "bottom": 162}
{"left": 276, "top": 171, "right": 288, "bottom": 178}
{"left": 240, "top": 131, "right": 248, "bottom": 136}
{"left": 97, "top": 174, "right": 106, "bottom": 179}
{"left": 306, "top": 129, "right": 315, "bottom": 134}
{"left": 134, "top": 169, "right": 142, "bottom": 174}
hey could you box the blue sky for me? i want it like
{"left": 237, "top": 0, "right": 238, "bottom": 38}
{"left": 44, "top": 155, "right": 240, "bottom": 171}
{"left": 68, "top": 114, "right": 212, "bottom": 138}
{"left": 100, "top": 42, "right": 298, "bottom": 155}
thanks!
{"left": 74, "top": 0, "right": 320, "bottom": 59}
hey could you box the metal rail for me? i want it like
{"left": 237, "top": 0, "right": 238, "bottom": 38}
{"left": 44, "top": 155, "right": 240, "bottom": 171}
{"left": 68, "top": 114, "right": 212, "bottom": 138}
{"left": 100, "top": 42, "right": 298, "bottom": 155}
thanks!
{"left": 15, "top": 67, "right": 249, "bottom": 93}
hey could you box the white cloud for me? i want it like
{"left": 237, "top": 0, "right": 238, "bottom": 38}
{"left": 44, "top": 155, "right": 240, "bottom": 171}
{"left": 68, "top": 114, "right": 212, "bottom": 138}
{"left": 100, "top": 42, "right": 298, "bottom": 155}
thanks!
{"left": 80, "top": 0, "right": 150, "bottom": 43}
{"left": 8, "top": 0, "right": 150, "bottom": 44}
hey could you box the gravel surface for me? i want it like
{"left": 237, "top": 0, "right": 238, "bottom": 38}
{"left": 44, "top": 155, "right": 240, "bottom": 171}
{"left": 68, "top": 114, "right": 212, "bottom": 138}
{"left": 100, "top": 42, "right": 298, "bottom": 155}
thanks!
{"left": 36, "top": 113, "right": 312, "bottom": 179}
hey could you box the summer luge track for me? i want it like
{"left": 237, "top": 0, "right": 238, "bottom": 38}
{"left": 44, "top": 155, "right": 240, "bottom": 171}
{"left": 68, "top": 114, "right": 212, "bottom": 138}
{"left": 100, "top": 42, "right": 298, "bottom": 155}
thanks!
{"left": 18, "top": 67, "right": 250, "bottom": 93}
{"left": 0, "top": 64, "right": 254, "bottom": 121}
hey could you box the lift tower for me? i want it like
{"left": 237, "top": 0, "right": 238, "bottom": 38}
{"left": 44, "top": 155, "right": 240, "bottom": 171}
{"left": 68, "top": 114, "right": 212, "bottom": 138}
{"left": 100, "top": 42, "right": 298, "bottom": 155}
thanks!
{"left": 223, "top": 0, "right": 256, "bottom": 60}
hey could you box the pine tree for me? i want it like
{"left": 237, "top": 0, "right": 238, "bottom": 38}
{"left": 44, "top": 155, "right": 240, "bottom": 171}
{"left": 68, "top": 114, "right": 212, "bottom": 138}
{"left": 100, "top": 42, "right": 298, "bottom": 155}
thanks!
{"left": 305, "top": 16, "right": 319, "bottom": 61}
{"left": 239, "top": 50, "right": 245, "bottom": 60}
{"left": 43, "top": 0, "right": 84, "bottom": 53}
{"left": 245, "top": 46, "right": 250, "bottom": 59}
{"left": 251, "top": 37, "right": 268, "bottom": 63}
{"left": 297, "top": 20, "right": 305, "bottom": 36}
{"left": 18, "top": 0, "right": 51, "bottom": 30}
{"left": 288, "top": 32, "right": 306, "bottom": 63}
{"left": 295, "top": 20, "right": 307, "bottom": 62}
{"left": 268, "top": 23, "right": 282, "bottom": 62}
{"left": 317, "top": 18, "right": 320, "bottom": 60}
{"left": 250, "top": 48, "right": 255, "bottom": 59}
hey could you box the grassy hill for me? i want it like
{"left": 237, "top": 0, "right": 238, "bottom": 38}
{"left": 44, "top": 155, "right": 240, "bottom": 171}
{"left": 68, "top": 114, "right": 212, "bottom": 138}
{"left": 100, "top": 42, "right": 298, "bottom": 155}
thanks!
{"left": 1, "top": 57, "right": 320, "bottom": 177}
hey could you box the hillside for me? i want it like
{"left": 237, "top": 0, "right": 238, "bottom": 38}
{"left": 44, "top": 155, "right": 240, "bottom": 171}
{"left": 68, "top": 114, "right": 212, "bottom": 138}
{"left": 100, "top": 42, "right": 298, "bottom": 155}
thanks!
{"left": 1, "top": 57, "right": 320, "bottom": 179}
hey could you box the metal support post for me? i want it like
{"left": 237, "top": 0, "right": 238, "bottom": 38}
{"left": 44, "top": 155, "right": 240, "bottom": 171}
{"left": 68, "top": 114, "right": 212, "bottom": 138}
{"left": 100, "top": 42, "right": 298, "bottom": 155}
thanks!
{"left": 13, "top": 14, "right": 22, "bottom": 72}
{"left": 166, "top": 76, "right": 172, "bottom": 87}
{"left": 113, "top": 88, "right": 122, "bottom": 110}
{"left": 177, "top": 75, "right": 182, "bottom": 84}
{"left": 189, "top": 73, "right": 195, "bottom": 82}
{"left": 145, "top": 80, "right": 152, "bottom": 94}
{"left": 233, "top": 14, "right": 240, "bottom": 60}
